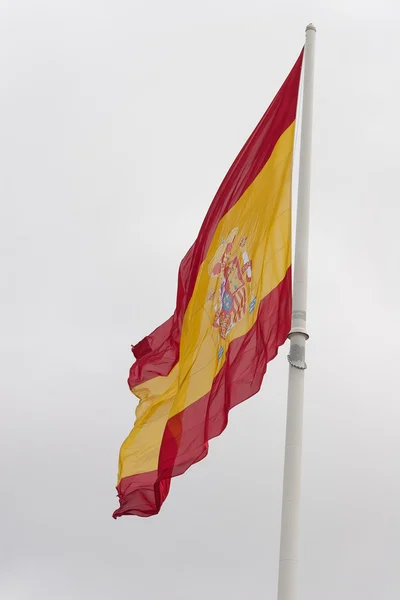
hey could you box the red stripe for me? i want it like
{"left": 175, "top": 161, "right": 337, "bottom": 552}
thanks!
{"left": 128, "top": 51, "right": 303, "bottom": 389}
{"left": 114, "top": 266, "right": 291, "bottom": 518}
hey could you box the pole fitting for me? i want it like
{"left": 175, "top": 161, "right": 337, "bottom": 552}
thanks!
{"left": 287, "top": 342, "right": 307, "bottom": 369}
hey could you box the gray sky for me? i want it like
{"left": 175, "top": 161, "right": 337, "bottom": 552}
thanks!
{"left": 1, "top": 1, "right": 399, "bottom": 598}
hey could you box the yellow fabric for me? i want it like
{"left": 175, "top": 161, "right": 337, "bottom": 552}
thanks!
{"left": 118, "top": 121, "right": 295, "bottom": 482}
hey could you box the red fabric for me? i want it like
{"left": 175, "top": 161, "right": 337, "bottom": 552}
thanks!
{"left": 113, "top": 266, "right": 291, "bottom": 518}
{"left": 128, "top": 50, "right": 303, "bottom": 391}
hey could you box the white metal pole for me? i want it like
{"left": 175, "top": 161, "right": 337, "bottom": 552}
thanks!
{"left": 277, "top": 23, "right": 316, "bottom": 600}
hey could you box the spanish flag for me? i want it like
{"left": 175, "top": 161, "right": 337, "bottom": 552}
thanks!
{"left": 113, "top": 50, "right": 304, "bottom": 518}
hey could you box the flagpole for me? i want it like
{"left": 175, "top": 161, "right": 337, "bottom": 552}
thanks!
{"left": 277, "top": 23, "right": 316, "bottom": 600}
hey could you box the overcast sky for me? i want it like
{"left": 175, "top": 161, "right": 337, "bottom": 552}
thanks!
{"left": 1, "top": 1, "right": 400, "bottom": 599}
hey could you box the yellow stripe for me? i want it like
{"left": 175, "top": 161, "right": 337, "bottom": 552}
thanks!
{"left": 118, "top": 121, "right": 295, "bottom": 482}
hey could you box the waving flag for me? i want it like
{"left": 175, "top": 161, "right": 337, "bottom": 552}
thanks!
{"left": 114, "top": 50, "right": 304, "bottom": 518}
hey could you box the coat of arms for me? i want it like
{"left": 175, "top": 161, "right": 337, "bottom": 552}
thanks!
{"left": 207, "top": 228, "right": 255, "bottom": 346}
